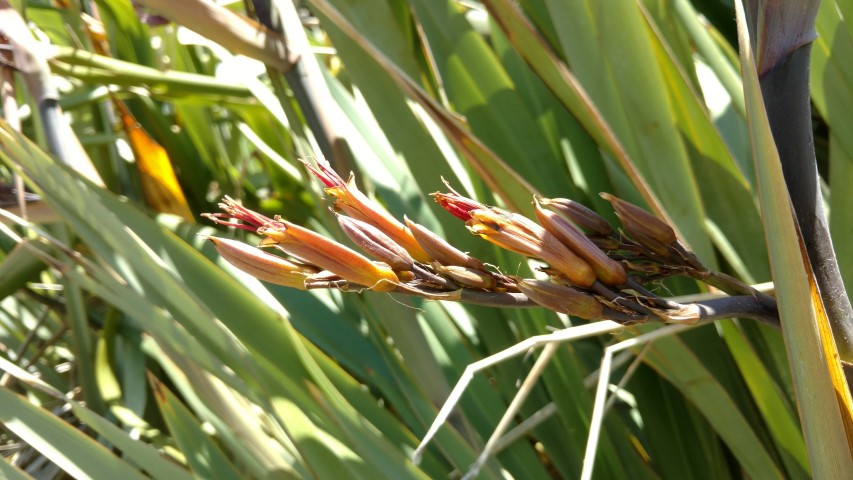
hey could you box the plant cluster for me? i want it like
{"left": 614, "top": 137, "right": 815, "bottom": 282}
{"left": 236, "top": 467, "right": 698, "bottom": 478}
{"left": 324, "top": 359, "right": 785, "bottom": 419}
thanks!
{"left": 206, "top": 160, "right": 778, "bottom": 326}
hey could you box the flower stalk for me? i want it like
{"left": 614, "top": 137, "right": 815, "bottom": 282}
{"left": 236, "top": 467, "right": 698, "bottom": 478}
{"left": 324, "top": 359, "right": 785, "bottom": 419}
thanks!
{"left": 204, "top": 166, "right": 779, "bottom": 328}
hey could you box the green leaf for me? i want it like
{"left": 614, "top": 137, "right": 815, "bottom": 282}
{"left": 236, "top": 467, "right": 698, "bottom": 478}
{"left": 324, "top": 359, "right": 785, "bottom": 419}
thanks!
{"left": 735, "top": 1, "right": 853, "bottom": 475}
{"left": 150, "top": 377, "right": 243, "bottom": 480}
{"left": 812, "top": 0, "right": 853, "bottom": 294}
{"left": 0, "top": 241, "right": 47, "bottom": 301}
{"left": 0, "top": 456, "right": 35, "bottom": 480}
{"left": 637, "top": 326, "right": 786, "bottom": 478}
{"left": 0, "top": 387, "right": 147, "bottom": 480}
{"left": 718, "top": 321, "right": 810, "bottom": 477}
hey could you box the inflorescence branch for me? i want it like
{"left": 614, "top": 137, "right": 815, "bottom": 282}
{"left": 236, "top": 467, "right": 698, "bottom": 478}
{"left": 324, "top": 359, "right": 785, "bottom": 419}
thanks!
{"left": 202, "top": 160, "right": 779, "bottom": 328}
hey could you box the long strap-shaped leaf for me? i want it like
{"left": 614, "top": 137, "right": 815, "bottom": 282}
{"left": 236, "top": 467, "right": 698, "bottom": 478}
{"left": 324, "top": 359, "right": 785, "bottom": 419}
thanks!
{"left": 308, "top": 0, "right": 539, "bottom": 215}
{"left": 735, "top": 1, "right": 853, "bottom": 475}
{"left": 479, "top": 0, "right": 675, "bottom": 230}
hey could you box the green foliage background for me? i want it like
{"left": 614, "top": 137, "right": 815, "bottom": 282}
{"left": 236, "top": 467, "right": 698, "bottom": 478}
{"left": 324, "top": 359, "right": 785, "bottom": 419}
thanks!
{"left": 0, "top": 0, "right": 851, "bottom": 478}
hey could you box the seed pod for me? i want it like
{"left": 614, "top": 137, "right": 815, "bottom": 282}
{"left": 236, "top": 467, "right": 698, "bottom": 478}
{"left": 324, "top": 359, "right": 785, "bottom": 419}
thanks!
{"left": 599, "top": 193, "right": 676, "bottom": 255}
{"left": 257, "top": 219, "right": 399, "bottom": 291}
{"left": 534, "top": 199, "right": 627, "bottom": 285}
{"left": 516, "top": 278, "right": 603, "bottom": 320}
{"left": 466, "top": 208, "right": 596, "bottom": 287}
{"left": 337, "top": 214, "right": 414, "bottom": 270}
{"left": 433, "top": 263, "right": 497, "bottom": 290}
{"left": 538, "top": 196, "right": 612, "bottom": 236}
{"left": 206, "top": 236, "right": 312, "bottom": 290}
{"left": 405, "top": 217, "right": 485, "bottom": 270}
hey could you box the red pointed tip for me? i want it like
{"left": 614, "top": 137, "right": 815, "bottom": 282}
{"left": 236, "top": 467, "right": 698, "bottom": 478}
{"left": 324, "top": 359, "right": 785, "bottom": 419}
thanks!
{"left": 432, "top": 192, "right": 486, "bottom": 221}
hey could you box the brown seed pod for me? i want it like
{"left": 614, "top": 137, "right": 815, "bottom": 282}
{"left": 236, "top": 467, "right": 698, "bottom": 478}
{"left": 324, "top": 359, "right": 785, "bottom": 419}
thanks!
{"left": 516, "top": 278, "right": 603, "bottom": 320}
{"left": 599, "top": 193, "right": 676, "bottom": 255}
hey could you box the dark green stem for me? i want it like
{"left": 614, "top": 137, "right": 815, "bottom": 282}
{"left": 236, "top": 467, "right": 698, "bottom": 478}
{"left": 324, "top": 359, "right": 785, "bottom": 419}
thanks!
{"left": 761, "top": 43, "right": 853, "bottom": 360}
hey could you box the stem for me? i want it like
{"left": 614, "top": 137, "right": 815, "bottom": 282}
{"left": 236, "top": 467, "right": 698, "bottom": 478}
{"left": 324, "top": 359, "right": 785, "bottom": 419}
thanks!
{"left": 693, "top": 295, "right": 779, "bottom": 327}
{"left": 623, "top": 278, "right": 680, "bottom": 309}
{"left": 761, "top": 43, "right": 853, "bottom": 360}
{"left": 398, "top": 284, "right": 779, "bottom": 326}
{"left": 256, "top": 0, "right": 357, "bottom": 174}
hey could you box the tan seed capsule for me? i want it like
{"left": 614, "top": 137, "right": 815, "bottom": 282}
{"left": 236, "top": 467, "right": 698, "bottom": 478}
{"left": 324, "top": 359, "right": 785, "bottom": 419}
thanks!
{"left": 600, "top": 193, "right": 676, "bottom": 255}
{"left": 337, "top": 214, "right": 414, "bottom": 270}
{"left": 516, "top": 279, "right": 603, "bottom": 320}
{"left": 534, "top": 199, "right": 627, "bottom": 285}
{"left": 433, "top": 263, "right": 497, "bottom": 290}
{"left": 206, "top": 236, "right": 312, "bottom": 290}
{"left": 538, "top": 196, "right": 612, "bottom": 236}
{"left": 405, "top": 216, "right": 485, "bottom": 270}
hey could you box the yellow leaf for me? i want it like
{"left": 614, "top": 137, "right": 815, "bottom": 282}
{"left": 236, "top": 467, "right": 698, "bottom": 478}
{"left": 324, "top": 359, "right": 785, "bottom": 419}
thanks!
{"left": 112, "top": 98, "right": 194, "bottom": 221}
{"left": 802, "top": 233, "right": 853, "bottom": 450}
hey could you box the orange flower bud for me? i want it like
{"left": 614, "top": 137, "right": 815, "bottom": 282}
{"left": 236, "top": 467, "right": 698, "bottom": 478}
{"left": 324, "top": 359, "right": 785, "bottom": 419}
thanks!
{"left": 257, "top": 219, "right": 399, "bottom": 291}
{"left": 537, "top": 196, "right": 612, "bottom": 236}
{"left": 206, "top": 236, "right": 313, "bottom": 290}
{"left": 466, "top": 208, "right": 596, "bottom": 287}
{"left": 516, "top": 279, "right": 603, "bottom": 319}
{"left": 337, "top": 214, "right": 414, "bottom": 271}
{"left": 203, "top": 197, "right": 399, "bottom": 291}
{"left": 534, "top": 199, "right": 627, "bottom": 285}
{"left": 304, "top": 160, "right": 430, "bottom": 262}
{"left": 404, "top": 216, "right": 485, "bottom": 270}
{"left": 600, "top": 193, "right": 676, "bottom": 255}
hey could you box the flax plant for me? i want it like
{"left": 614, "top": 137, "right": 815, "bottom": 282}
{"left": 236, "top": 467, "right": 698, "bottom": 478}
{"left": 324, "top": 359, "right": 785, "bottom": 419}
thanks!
{"left": 1, "top": 0, "right": 852, "bottom": 478}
